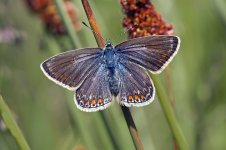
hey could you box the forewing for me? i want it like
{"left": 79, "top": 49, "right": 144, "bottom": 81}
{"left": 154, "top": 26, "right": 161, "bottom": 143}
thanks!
{"left": 41, "top": 48, "right": 102, "bottom": 90}
{"left": 116, "top": 62, "right": 155, "bottom": 107}
{"left": 115, "top": 35, "right": 180, "bottom": 74}
{"left": 75, "top": 64, "right": 112, "bottom": 112}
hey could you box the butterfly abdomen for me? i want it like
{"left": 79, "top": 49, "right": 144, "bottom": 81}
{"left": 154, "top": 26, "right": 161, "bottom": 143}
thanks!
{"left": 108, "top": 69, "right": 120, "bottom": 96}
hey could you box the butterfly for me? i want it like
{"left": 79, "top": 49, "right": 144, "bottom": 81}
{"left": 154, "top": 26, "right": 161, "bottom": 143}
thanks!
{"left": 40, "top": 35, "right": 180, "bottom": 112}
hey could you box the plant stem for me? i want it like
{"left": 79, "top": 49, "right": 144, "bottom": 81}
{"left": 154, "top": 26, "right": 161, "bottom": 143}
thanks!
{"left": 81, "top": 0, "right": 144, "bottom": 149}
{"left": 165, "top": 67, "right": 178, "bottom": 150}
{"left": 165, "top": 67, "right": 175, "bottom": 108}
{"left": 81, "top": 0, "right": 105, "bottom": 48}
{"left": 99, "top": 112, "right": 120, "bottom": 150}
{"left": 0, "top": 95, "right": 30, "bottom": 150}
{"left": 121, "top": 106, "right": 144, "bottom": 150}
{"left": 54, "top": 0, "right": 81, "bottom": 48}
{"left": 64, "top": 92, "right": 98, "bottom": 150}
{"left": 148, "top": 73, "right": 189, "bottom": 150}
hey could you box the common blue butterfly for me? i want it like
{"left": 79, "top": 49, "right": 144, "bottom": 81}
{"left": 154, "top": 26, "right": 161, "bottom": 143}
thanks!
{"left": 40, "top": 35, "right": 180, "bottom": 112}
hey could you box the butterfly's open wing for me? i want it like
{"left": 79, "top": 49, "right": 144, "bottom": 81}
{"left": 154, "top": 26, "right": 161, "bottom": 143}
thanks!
{"left": 115, "top": 35, "right": 180, "bottom": 74}
{"left": 116, "top": 62, "right": 155, "bottom": 107}
{"left": 41, "top": 48, "right": 102, "bottom": 91}
{"left": 41, "top": 48, "right": 112, "bottom": 112}
{"left": 75, "top": 64, "right": 112, "bottom": 112}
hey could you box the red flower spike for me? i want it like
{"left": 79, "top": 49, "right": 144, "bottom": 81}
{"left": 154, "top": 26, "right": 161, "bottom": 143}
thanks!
{"left": 120, "top": 0, "right": 173, "bottom": 38}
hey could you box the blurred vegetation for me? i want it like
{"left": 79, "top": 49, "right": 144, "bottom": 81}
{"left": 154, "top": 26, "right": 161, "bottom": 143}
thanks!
{"left": 0, "top": 0, "right": 226, "bottom": 150}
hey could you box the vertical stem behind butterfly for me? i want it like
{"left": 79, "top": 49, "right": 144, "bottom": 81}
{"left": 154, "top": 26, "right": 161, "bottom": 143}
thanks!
{"left": 0, "top": 95, "right": 31, "bottom": 150}
{"left": 81, "top": 0, "right": 105, "bottom": 48}
{"left": 54, "top": 0, "right": 81, "bottom": 48}
{"left": 149, "top": 73, "right": 189, "bottom": 150}
{"left": 81, "top": 0, "right": 144, "bottom": 149}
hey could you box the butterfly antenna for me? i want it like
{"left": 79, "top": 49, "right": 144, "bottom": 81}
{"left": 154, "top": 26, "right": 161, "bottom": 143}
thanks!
{"left": 82, "top": 21, "right": 105, "bottom": 42}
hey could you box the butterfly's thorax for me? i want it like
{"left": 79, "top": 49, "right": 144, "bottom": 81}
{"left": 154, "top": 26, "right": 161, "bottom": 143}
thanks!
{"left": 103, "top": 42, "right": 120, "bottom": 96}
{"left": 104, "top": 45, "right": 117, "bottom": 68}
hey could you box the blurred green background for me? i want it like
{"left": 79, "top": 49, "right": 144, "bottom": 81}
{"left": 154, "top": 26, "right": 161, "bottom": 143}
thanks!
{"left": 1, "top": 0, "right": 226, "bottom": 150}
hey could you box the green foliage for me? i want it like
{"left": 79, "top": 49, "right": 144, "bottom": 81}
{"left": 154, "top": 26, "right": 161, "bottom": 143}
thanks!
{"left": 0, "top": 0, "right": 226, "bottom": 150}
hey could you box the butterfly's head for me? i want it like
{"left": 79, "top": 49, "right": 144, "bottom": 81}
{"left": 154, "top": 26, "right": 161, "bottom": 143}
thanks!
{"left": 105, "top": 40, "right": 113, "bottom": 50}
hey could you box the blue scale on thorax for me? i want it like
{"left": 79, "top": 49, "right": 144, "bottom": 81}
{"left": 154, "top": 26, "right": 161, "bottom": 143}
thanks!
{"left": 102, "top": 41, "right": 120, "bottom": 96}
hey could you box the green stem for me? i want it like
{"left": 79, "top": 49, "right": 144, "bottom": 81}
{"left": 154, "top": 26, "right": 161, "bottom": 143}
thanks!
{"left": 148, "top": 73, "right": 189, "bottom": 150}
{"left": 0, "top": 95, "right": 30, "bottom": 150}
{"left": 121, "top": 106, "right": 144, "bottom": 150}
{"left": 64, "top": 92, "right": 97, "bottom": 150}
{"left": 54, "top": 0, "right": 81, "bottom": 48}
{"left": 45, "top": 37, "right": 98, "bottom": 149}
